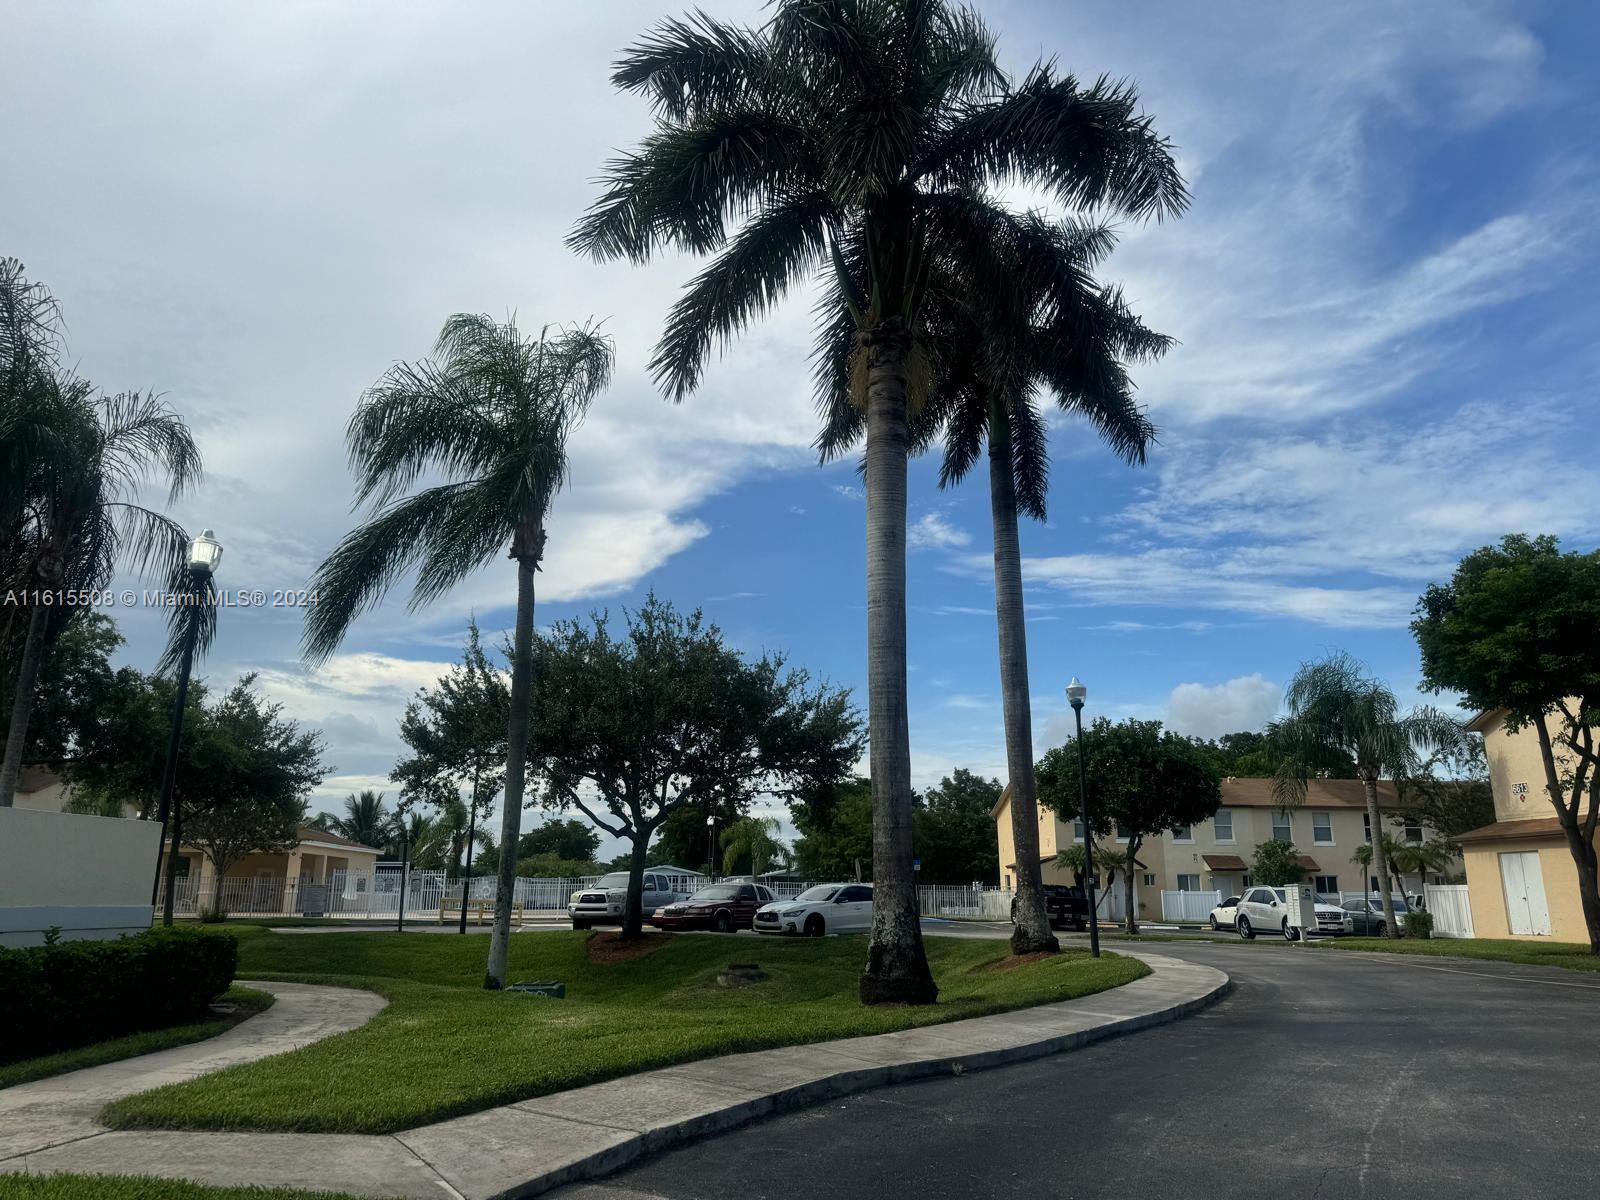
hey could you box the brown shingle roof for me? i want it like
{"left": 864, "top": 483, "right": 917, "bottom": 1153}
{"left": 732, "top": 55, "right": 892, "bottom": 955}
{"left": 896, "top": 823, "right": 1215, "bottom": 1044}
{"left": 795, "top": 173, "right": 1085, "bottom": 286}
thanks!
{"left": 1202, "top": 853, "right": 1247, "bottom": 871}
{"left": 1217, "top": 777, "right": 1400, "bottom": 809}
{"left": 1454, "top": 817, "right": 1581, "bottom": 845}
{"left": 296, "top": 824, "right": 382, "bottom": 853}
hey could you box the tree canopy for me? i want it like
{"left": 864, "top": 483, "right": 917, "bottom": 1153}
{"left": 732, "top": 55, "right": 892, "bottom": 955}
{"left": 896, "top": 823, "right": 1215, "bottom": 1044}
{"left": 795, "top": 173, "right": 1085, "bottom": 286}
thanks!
{"left": 530, "top": 593, "right": 862, "bottom": 935}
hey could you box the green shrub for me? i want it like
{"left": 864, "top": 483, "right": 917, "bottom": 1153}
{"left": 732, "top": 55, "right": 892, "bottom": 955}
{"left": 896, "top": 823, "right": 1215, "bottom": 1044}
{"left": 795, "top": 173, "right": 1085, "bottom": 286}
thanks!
{"left": 0, "top": 927, "right": 237, "bottom": 1064}
{"left": 197, "top": 905, "right": 229, "bottom": 925}
{"left": 1406, "top": 909, "right": 1434, "bottom": 939}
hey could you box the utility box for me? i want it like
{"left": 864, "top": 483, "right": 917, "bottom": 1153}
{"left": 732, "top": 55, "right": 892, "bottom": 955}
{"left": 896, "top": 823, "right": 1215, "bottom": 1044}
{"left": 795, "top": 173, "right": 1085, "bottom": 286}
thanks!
{"left": 1285, "top": 882, "right": 1318, "bottom": 940}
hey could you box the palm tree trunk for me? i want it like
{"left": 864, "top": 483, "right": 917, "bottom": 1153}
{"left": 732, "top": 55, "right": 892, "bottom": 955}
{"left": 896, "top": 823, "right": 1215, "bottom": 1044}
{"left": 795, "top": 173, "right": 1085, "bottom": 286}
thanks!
{"left": 987, "top": 406, "right": 1058, "bottom": 956}
{"left": 485, "top": 552, "right": 536, "bottom": 989}
{"left": 858, "top": 320, "right": 937, "bottom": 1006}
{"left": 1124, "top": 836, "right": 1141, "bottom": 935}
{"left": 1363, "top": 776, "right": 1400, "bottom": 938}
{"left": 0, "top": 602, "right": 50, "bottom": 807}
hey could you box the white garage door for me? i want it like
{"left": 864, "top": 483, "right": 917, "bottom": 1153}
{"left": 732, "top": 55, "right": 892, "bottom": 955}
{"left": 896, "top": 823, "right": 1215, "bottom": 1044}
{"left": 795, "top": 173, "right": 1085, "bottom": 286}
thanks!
{"left": 1498, "top": 851, "right": 1551, "bottom": 936}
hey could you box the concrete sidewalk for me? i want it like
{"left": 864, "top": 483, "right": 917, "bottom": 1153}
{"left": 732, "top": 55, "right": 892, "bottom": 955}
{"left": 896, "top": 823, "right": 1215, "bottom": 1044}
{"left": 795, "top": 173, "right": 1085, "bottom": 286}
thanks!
{"left": 8, "top": 952, "right": 1226, "bottom": 1199}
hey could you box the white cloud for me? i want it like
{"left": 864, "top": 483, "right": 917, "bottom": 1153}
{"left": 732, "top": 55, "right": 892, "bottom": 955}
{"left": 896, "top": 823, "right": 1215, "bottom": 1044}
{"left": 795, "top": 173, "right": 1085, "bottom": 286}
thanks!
{"left": 1166, "top": 675, "right": 1282, "bottom": 740}
{"left": 909, "top": 512, "right": 972, "bottom": 551}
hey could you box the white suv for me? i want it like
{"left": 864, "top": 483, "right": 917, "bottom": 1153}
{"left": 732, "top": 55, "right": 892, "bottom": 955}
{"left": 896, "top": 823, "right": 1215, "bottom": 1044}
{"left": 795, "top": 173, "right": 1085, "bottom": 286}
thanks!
{"left": 1235, "top": 886, "right": 1347, "bottom": 940}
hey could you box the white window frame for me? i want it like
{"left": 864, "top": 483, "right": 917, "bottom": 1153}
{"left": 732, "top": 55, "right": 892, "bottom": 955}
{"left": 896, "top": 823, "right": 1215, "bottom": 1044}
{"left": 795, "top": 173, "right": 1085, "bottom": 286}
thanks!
{"left": 1312, "top": 811, "right": 1333, "bottom": 845}
{"left": 1403, "top": 820, "right": 1424, "bottom": 844}
{"left": 1312, "top": 874, "right": 1338, "bottom": 895}
{"left": 1213, "top": 810, "right": 1235, "bottom": 844}
{"left": 1271, "top": 812, "right": 1292, "bottom": 843}
{"left": 1176, "top": 874, "right": 1201, "bottom": 892}
{"left": 1142, "top": 872, "right": 1156, "bottom": 887}
{"left": 1171, "top": 823, "right": 1193, "bottom": 843}
{"left": 1073, "top": 818, "right": 1086, "bottom": 843}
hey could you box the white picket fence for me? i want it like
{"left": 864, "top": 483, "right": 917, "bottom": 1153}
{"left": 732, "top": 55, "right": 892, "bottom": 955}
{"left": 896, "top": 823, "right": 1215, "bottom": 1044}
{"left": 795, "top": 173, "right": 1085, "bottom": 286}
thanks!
{"left": 917, "top": 884, "right": 1014, "bottom": 919}
{"left": 1423, "top": 883, "right": 1474, "bottom": 938}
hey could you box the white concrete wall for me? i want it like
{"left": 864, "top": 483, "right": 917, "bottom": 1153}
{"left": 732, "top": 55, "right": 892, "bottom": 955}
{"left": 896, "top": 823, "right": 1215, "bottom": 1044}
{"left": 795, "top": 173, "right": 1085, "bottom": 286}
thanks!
{"left": 0, "top": 807, "right": 160, "bottom": 947}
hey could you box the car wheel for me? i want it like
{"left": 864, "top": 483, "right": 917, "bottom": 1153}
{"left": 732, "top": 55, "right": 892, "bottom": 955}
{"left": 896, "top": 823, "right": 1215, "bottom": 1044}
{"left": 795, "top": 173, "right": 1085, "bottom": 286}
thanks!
{"left": 804, "top": 913, "right": 826, "bottom": 937}
{"left": 1210, "top": 915, "right": 1220, "bottom": 931}
{"left": 1237, "top": 915, "right": 1253, "bottom": 940}
{"left": 1282, "top": 919, "right": 1298, "bottom": 942}
{"left": 714, "top": 910, "right": 733, "bottom": 934}
{"left": 572, "top": 919, "right": 589, "bottom": 931}
{"left": 1375, "top": 921, "right": 1386, "bottom": 938}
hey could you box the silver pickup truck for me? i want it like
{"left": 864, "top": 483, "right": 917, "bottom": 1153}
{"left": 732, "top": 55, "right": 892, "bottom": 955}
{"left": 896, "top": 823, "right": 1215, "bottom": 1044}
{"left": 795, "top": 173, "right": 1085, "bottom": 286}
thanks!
{"left": 568, "top": 871, "right": 692, "bottom": 929}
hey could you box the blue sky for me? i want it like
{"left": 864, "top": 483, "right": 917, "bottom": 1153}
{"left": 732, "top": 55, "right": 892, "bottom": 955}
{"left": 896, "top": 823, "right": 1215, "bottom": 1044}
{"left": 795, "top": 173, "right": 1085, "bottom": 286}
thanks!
{"left": 5, "top": 1, "right": 1598, "bottom": 852}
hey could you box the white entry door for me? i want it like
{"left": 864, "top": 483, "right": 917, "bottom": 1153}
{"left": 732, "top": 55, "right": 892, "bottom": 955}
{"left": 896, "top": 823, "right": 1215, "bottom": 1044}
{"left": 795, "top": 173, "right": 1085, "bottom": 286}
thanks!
{"left": 1498, "top": 851, "right": 1551, "bottom": 936}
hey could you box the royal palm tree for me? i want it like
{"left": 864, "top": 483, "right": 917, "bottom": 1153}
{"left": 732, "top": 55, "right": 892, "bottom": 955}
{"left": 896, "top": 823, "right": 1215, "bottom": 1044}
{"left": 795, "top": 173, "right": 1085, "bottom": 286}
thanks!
{"left": 571, "top": 0, "right": 1185, "bottom": 1003}
{"left": 304, "top": 313, "right": 613, "bottom": 988}
{"left": 818, "top": 212, "right": 1165, "bottom": 954}
{"left": 327, "top": 789, "right": 394, "bottom": 848}
{"left": 1270, "top": 653, "right": 1462, "bottom": 939}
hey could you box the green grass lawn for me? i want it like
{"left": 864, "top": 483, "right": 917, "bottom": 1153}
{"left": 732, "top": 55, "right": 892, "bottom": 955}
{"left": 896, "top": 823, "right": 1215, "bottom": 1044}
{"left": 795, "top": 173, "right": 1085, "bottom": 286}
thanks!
{"left": 0, "top": 1176, "right": 361, "bottom": 1200}
{"left": 0, "top": 988, "right": 274, "bottom": 1090}
{"left": 103, "top": 928, "right": 1145, "bottom": 1134}
{"left": 1327, "top": 936, "right": 1600, "bottom": 971}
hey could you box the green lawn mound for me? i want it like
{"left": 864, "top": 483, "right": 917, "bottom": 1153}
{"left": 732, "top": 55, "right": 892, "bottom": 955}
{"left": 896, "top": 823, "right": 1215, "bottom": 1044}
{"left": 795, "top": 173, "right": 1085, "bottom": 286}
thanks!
{"left": 0, "top": 988, "right": 274, "bottom": 1090}
{"left": 103, "top": 929, "right": 1147, "bottom": 1134}
{"left": 0, "top": 1175, "right": 360, "bottom": 1200}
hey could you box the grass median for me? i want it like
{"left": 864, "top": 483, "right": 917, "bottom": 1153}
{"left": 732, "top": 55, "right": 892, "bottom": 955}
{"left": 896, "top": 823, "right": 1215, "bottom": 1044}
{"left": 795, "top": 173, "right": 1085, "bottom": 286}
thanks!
{"left": 0, "top": 987, "right": 274, "bottom": 1090}
{"left": 1326, "top": 936, "right": 1600, "bottom": 971}
{"left": 103, "top": 927, "right": 1146, "bottom": 1134}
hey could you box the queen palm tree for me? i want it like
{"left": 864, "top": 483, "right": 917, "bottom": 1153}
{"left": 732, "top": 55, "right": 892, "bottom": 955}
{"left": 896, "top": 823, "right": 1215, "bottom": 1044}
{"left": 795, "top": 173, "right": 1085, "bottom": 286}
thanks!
{"left": 326, "top": 789, "right": 394, "bottom": 848}
{"left": 1, "top": 388, "right": 204, "bottom": 808}
{"left": 304, "top": 313, "right": 613, "bottom": 988}
{"left": 1387, "top": 836, "right": 1457, "bottom": 901}
{"left": 1270, "top": 653, "right": 1462, "bottom": 939}
{"left": 571, "top": 0, "right": 1185, "bottom": 1004}
{"left": 818, "top": 212, "right": 1165, "bottom": 954}
{"left": 721, "top": 815, "right": 792, "bottom": 879}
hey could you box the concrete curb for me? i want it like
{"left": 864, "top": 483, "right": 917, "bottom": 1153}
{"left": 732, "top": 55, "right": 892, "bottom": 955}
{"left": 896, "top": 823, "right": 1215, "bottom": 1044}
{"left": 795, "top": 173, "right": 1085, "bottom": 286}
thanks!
{"left": 12, "top": 952, "right": 1227, "bottom": 1200}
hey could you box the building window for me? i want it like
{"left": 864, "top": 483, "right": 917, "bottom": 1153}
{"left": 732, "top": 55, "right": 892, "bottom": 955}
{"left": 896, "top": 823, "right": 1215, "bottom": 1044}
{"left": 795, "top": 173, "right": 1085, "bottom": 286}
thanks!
{"left": 1313, "top": 874, "right": 1339, "bottom": 895}
{"left": 1313, "top": 811, "right": 1333, "bottom": 845}
{"left": 1370, "top": 875, "right": 1380, "bottom": 894}
{"left": 1403, "top": 820, "right": 1423, "bottom": 844}
{"left": 1143, "top": 873, "right": 1156, "bottom": 887}
{"left": 1176, "top": 874, "right": 1201, "bottom": 891}
{"left": 1363, "top": 812, "right": 1372, "bottom": 844}
{"left": 1271, "top": 812, "right": 1292, "bottom": 842}
{"left": 1213, "top": 810, "right": 1234, "bottom": 842}
{"left": 1005, "top": 873, "right": 1013, "bottom": 889}
{"left": 1073, "top": 818, "right": 1086, "bottom": 842}
{"left": 1172, "top": 823, "right": 1193, "bottom": 842}
{"left": 1242, "top": 873, "right": 1252, "bottom": 888}
{"left": 1113, "top": 821, "right": 1129, "bottom": 843}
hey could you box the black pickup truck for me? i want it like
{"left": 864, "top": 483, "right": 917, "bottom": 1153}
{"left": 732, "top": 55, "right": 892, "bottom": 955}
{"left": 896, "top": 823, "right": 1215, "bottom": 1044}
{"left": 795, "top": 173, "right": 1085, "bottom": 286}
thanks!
{"left": 1012, "top": 884, "right": 1089, "bottom": 931}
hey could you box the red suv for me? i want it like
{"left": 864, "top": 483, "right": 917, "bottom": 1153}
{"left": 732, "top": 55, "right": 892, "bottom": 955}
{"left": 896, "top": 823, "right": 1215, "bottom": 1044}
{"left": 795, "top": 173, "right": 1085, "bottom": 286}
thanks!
{"left": 650, "top": 882, "right": 776, "bottom": 932}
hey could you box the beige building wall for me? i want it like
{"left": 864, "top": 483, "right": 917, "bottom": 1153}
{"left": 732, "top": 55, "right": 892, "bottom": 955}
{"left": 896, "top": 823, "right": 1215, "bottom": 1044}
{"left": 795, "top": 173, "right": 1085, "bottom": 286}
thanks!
{"left": 1461, "top": 839, "right": 1591, "bottom": 942}
{"left": 0, "top": 807, "right": 162, "bottom": 946}
{"left": 1473, "top": 709, "right": 1590, "bottom": 823}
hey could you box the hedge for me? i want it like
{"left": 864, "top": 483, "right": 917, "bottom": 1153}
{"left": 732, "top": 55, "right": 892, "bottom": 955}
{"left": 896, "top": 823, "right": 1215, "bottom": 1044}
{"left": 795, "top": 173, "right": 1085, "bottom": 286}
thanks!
{"left": 0, "top": 927, "right": 237, "bottom": 1064}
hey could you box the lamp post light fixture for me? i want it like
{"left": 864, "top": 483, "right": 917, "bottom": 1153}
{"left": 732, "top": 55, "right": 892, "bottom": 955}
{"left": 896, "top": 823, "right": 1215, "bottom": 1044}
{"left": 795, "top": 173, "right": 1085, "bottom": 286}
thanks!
{"left": 154, "top": 529, "right": 222, "bottom": 926}
{"left": 1066, "top": 677, "right": 1100, "bottom": 959}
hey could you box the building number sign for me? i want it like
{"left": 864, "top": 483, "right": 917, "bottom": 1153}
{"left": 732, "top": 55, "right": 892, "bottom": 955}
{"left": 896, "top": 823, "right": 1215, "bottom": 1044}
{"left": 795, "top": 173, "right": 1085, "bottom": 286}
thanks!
{"left": 1511, "top": 782, "right": 1529, "bottom": 800}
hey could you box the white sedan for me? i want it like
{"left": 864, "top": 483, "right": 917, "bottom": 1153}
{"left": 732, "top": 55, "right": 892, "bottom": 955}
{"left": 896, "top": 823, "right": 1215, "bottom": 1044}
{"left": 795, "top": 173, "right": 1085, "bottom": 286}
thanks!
{"left": 1208, "top": 895, "right": 1241, "bottom": 931}
{"left": 753, "top": 883, "right": 873, "bottom": 936}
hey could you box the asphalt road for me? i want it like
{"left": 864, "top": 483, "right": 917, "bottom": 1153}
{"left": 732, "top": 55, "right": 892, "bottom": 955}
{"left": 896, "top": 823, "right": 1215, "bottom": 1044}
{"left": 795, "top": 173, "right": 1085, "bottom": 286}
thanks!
{"left": 552, "top": 942, "right": 1600, "bottom": 1200}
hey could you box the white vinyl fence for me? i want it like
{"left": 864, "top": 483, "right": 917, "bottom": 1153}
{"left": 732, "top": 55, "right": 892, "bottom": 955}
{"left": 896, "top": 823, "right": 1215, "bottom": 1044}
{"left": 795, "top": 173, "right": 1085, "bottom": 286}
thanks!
{"left": 1423, "top": 883, "right": 1474, "bottom": 938}
{"left": 1161, "top": 889, "right": 1222, "bottom": 923}
{"left": 917, "top": 884, "right": 1014, "bottom": 920}
{"left": 159, "top": 867, "right": 594, "bottom": 919}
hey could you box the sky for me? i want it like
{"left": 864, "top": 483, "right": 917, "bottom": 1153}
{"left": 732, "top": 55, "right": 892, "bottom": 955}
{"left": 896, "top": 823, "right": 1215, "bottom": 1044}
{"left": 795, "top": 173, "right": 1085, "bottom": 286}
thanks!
{"left": 5, "top": 1, "right": 1598, "bottom": 858}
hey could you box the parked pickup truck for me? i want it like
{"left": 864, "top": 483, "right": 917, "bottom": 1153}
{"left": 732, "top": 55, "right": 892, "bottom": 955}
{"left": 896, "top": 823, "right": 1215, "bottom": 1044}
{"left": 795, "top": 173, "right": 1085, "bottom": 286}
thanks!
{"left": 568, "top": 871, "right": 693, "bottom": 930}
{"left": 1011, "top": 884, "right": 1089, "bottom": 931}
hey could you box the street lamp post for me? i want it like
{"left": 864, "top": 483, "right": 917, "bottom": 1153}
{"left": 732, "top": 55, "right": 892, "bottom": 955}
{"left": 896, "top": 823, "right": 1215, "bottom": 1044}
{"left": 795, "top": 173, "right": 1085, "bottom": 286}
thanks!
{"left": 1067, "top": 677, "right": 1100, "bottom": 959}
{"left": 154, "top": 529, "right": 222, "bottom": 927}
{"left": 706, "top": 814, "right": 716, "bottom": 881}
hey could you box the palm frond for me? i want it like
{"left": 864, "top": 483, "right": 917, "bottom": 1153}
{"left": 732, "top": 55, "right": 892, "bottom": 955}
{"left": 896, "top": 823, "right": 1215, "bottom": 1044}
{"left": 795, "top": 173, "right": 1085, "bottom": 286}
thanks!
{"left": 610, "top": 11, "right": 771, "bottom": 120}
{"left": 652, "top": 194, "right": 832, "bottom": 399}
{"left": 920, "top": 65, "right": 1189, "bottom": 221}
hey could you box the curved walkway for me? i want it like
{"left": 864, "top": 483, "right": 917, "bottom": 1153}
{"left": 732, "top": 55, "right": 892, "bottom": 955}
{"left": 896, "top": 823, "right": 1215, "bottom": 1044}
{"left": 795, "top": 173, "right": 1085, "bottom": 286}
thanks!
{"left": 4, "top": 953, "right": 1225, "bottom": 1199}
{"left": 0, "top": 980, "right": 386, "bottom": 1166}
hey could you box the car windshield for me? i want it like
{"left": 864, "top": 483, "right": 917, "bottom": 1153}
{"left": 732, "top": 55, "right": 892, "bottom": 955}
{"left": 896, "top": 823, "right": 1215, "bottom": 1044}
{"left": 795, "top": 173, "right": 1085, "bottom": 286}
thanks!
{"left": 596, "top": 873, "right": 631, "bottom": 889}
{"left": 794, "top": 885, "right": 839, "bottom": 903}
{"left": 1389, "top": 899, "right": 1411, "bottom": 912}
{"left": 690, "top": 885, "right": 740, "bottom": 901}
